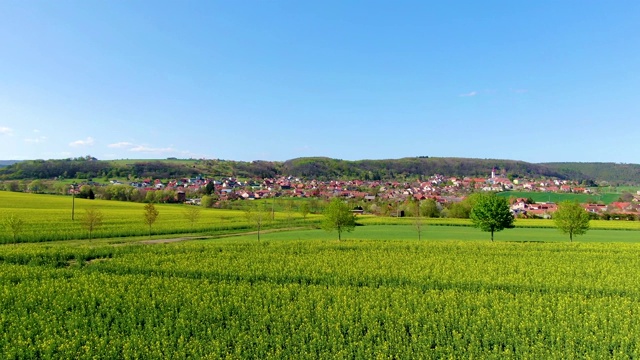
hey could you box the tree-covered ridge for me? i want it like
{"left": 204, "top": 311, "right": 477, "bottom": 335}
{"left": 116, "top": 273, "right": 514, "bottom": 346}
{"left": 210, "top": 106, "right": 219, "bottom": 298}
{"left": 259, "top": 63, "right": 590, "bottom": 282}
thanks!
{"left": 282, "top": 157, "right": 571, "bottom": 181}
{"left": 541, "top": 162, "right": 640, "bottom": 185}
{"left": 1, "top": 156, "right": 639, "bottom": 184}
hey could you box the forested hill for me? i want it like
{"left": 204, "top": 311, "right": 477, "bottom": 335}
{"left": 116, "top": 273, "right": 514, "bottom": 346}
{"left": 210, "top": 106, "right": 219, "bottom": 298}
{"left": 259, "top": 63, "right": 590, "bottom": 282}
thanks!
{"left": 0, "top": 157, "right": 638, "bottom": 184}
{"left": 281, "top": 157, "right": 568, "bottom": 181}
{"left": 540, "top": 162, "right": 640, "bottom": 185}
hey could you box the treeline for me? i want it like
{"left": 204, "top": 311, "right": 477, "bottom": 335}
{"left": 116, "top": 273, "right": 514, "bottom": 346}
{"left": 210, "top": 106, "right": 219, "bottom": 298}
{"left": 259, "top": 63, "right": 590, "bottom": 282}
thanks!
{"left": 281, "top": 157, "right": 571, "bottom": 181}
{"left": 541, "top": 162, "right": 640, "bottom": 185}
{"left": 1, "top": 156, "right": 639, "bottom": 184}
{"left": 0, "top": 159, "right": 200, "bottom": 180}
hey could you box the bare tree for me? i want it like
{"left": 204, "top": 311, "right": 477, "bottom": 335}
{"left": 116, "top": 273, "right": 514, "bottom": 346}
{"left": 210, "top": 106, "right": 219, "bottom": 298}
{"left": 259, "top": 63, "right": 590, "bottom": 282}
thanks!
{"left": 82, "top": 208, "right": 104, "bottom": 241}
{"left": 183, "top": 205, "right": 202, "bottom": 230}
{"left": 245, "top": 202, "right": 268, "bottom": 241}
{"left": 299, "top": 202, "right": 310, "bottom": 220}
{"left": 285, "top": 199, "right": 295, "bottom": 227}
{"left": 3, "top": 214, "right": 25, "bottom": 244}
{"left": 143, "top": 203, "right": 160, "bottom": 238}
{"left": 414, "top": 216, "right": 425, "bottom": 241}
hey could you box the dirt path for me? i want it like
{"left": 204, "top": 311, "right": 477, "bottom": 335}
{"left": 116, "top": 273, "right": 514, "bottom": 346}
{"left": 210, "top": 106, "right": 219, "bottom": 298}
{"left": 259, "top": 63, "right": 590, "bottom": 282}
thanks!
{"left": 139, "top": 237, "right": 208, "bottom": 244}
{"left": 136, "top": 227, "right": 311, "bottom": 245}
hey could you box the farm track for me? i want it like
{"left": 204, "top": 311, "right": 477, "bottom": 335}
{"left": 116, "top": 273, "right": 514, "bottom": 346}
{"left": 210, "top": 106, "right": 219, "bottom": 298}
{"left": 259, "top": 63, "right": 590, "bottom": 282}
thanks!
{"left": 136, "top": 227, "right": 310, "bottom": 245}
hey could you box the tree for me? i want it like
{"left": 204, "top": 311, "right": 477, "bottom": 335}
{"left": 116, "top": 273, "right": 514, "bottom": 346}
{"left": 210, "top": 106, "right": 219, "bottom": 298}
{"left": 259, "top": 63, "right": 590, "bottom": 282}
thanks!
{"left": 3, "top": 214, "right": 25, "bottom": 243}
{"left": 299, "top": 202, "right": 310, "bottom": 220}
{"left": 143, "top": 203, "right": 159, "bottom": 238}
{"left": 201, "top": 195, "right": 215, "bottom": 208}
{"left": 284, "top": 199, "right": 295, "bottom": 226}
{"left": 308, "top": 198, "right": 320, "bottom": 213}
{"left": 618, "top": 192, "right": 634, "bottom": 202}
{"left": 183, "top": 206, "right": 201, "bottom": 230}
{"left": 205, "top": 181, "right": 215, "bottom": 195}
{"left": 447, "top": 202, "right": 471, "bottom": 219}
{"left": 421, "top": 198, "right": 440, "bottom": 218}
{"left": 77, "top": 185, "right": 95, "bottom": 199}
{"left": 3, "top": 181, "right": 19, "bottom": 192}
{"left": 470, "top": 193, "right": 514, "bottom": 241}
{"left": 322, "top": 198, "right": 356, "bottom": 241}
{"left": 554, "top": 201, "right": 590, "bottom": 241}
{"left": 28, "top": 179, "right": 44, "bottom": 193}
{"left": 81, "top": 208, "right": 104, "bottom": 241}
{"left": 245, "top": 202, "right": 268, "bottom": 241}
{"left": 413, "top": 215, "right": 426, "bottom": 241}
{"left": 446, "top": 193, "right": 484, "bottom": 219}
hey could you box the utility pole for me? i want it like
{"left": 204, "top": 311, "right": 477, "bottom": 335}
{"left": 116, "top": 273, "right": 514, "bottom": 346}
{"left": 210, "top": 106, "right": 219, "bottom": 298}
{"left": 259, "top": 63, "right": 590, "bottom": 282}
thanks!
{"left": 71, "top": 184, "right": 77, "bottom": 220}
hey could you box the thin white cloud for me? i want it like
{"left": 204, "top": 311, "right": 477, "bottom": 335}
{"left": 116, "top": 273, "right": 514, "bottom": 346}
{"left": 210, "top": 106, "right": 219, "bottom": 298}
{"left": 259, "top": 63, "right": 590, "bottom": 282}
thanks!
{"left": 25, "top": 136, "right": 47, "bottom": 144}
{"left": 69, "top": 137, "right": 95, "bottom": 147}
{"left": 0, "top": 126, "right": 13, "bottom": 135}
{"left": 130, "top": 145, "right": 176, "bottom": 154}
{"left": 108, "top": 142, "right": 135, "bottom": 149}
{"left": 108, "top": 141, "right": 194, "bottom": 156}
{"left": 459, "top": 91, "right": 477, "bottom": 97}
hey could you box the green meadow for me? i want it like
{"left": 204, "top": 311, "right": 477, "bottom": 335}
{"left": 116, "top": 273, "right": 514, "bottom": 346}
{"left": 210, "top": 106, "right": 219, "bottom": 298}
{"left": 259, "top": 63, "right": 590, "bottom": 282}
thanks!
{"left": 497, "top": 190, "right": 620, "bottom": 204}
{"left": 230, "top": 225, "right": 640, "bottom": 243}
{"left": 2, "top": 191, "right": 640, "bottom": 243}
{"left": 0, "top": 192, "right": 321, "bottom": 243}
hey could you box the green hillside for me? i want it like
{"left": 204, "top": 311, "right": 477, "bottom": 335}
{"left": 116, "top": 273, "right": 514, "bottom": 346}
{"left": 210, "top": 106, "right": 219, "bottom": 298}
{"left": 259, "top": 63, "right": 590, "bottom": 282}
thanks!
{"left": 1, "top": 157, "right": 640, "bottom": 184}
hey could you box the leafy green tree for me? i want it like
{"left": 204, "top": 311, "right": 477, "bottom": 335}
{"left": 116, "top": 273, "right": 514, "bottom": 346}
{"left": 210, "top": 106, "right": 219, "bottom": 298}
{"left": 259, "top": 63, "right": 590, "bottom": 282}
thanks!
{"left": 205, "top": 181, "right": 215, "bottom": 195}
{"left": 299, "top": 202, "right": 310, "bottom": 220}
{"left": 28, "top": 180, "right": 44, "bottom": 193}
{"left": 201, "top": 195, "right": 215, "bottom": 208}
{"left": 81, "top": 208, "right": 104, "bottom": 241}
{"left": 3, "top": 181, "right": 19, "bottom": 192}
{"left": 322, "top": 198, "right": 356, "bottom": 241}
{"left": 53, "top": 182, "right": 69, "bottom": 195}
{"left": 446, "top": 193, "right": 485, "bottom": 219}
{"left": 447, "top": 202, "right": 471, "bottom": 219}
{"left": 421, "top": 198, "right": 441, "bottom": 218}
{"left": 470, "top": 193, "right": 514, "bottom": 241}
{"left": 554, "top": 201, "right": 590, "bottom": 242}
{"left": 144, "top": 191, "right": 156, "bottom": 203}
{"left": 3, "top": 214, "right": 25, "bottom": 243}
{"left": 77, "top": 185, "right": 95, "bottom": 199}
{"left": 143, "top": 203, "right": 159, "bottom": 238}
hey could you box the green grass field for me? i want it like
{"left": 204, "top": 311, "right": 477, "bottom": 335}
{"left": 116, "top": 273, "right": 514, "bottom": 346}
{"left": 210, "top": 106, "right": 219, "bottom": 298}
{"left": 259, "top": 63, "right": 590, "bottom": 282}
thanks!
{"left": 497, "top": 190, "right": 620, "bottom": 204}
{"left": 0, "top": 191, "right": 322, "bottom": 243}
{"left": 357, "top": 214, "right": 640, "bottom": 231}
{"left": 229, "top": 224, "right": 640, "bottom": 243}
{"left": 2, "top": 191, "right": 640, "bottom": 243}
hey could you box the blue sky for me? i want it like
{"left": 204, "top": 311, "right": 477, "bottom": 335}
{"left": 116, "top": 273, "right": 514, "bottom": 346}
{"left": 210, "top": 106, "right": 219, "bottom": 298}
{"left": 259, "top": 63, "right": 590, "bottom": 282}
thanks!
{"left": 1, "top": 1, "right": 639, "bottom": 163}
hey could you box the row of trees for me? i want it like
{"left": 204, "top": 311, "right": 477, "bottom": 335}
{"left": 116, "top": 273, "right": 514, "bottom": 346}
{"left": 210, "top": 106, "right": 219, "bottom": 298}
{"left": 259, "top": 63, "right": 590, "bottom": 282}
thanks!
{"left": 2, "top": 193, "right": 592, "bottom": 243}
{"left": 318, "top": 194, "right": 591, "bottom": 242}
{"left": 1, "top": 210, "right": 105, "bottom": 244}
{"left": 1, "top": 203, "right": 163, "bottom": 244}
{"left": 469, "top": 194, "right": 590, "bottom": 241}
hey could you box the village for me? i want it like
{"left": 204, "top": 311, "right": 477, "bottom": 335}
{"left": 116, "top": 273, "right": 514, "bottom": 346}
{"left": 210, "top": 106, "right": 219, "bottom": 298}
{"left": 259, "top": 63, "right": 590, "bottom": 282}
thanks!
{"left": 108, "top": 167, "right": 640, "bottom": 220}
